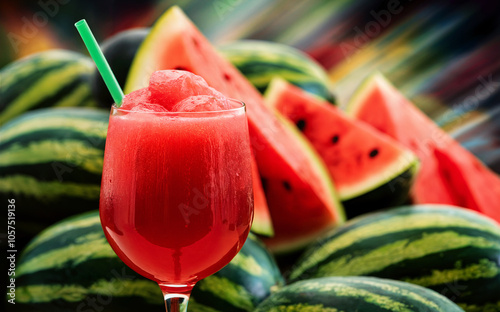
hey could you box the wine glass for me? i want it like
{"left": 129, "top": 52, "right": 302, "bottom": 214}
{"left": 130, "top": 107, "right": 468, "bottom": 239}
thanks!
{"left": 99, "top": 100, "right": 254, "bottom": 311}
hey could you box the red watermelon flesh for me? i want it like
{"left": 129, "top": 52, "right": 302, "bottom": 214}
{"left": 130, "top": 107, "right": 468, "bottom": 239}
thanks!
{"left": 412, "top": 155, "right": 457, "bottom": 205}
{"left": 124, "top": 6, "right": 344, "bottom": 252}
{"left": 434, "top": 144, "right": 500, "bottom": 221}
{"left": 347, "top": 73, "right": 500, "bottom": 222}
{"left": 265, "top": 79, "right": 418, "bottom": 217}
{"left": 347, "top": 74, "right": 453, "bottom": 156}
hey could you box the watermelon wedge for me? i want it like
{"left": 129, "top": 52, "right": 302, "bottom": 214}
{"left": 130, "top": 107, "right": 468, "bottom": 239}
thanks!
{"left": 265, "top": 78, "right": 419, "bottom": 218}
{"left": 346, "top": 73, "right": 500, "bottom": 222}
{"left": 124, "top": 6, "right": 344, "bottom": 252}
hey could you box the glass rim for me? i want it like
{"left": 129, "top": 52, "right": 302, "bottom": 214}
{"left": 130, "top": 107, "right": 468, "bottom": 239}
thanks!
{"left": 112, "top": 98, "right": 245, "bottom": 115}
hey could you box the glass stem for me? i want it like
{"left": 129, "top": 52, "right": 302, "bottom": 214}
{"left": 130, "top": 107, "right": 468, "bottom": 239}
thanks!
{"left": 160, "top": 284, "right": 193, "bottom": 312}
{"left": 164, "top": 294, "right": 189, "bottom": 312}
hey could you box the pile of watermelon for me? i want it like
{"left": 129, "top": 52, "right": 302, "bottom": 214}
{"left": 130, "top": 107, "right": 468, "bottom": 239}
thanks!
{"left": 1, "top": 5, "right": 499, "bottom": 312}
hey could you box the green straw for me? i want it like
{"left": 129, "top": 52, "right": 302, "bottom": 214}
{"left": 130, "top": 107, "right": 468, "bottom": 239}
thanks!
{"left": 75, "top": 19, "right": 124, "bottom": 106}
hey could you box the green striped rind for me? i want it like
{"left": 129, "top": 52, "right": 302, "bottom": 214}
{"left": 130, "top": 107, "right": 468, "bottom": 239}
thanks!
{"left": 16, "top": 211, "right": 284, "bottom": 312}
{"left": 0, "top": 107, "right": 108, "bottom": 245}
{"left": 219, "top": 40, "right": 334, "bottom": 103}
{"left": 255, "top": 276, "right": 464, "bottom": 312}
{"left": 289, "top": 205, "right": 500, "bottom": 311}
{"left": 341, "top": 162, "right": 418, "bottom": 218}
{"left": 0, "top": 50, "right": 99, "bottom": 125}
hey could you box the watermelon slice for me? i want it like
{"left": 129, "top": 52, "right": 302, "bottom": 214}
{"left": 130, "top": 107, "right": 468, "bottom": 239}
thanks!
{"left": 346, "top": 73, "right": 500, "bottom": 222}
{"left": 265, "top": 78, "right": 419, "bottom": 218}
{"left": 124, "top": 6, "right": 344, "bottom": 252}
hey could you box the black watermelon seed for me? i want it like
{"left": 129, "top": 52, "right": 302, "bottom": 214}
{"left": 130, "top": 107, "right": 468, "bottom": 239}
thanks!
{"left": 369, "top": 148, "right": 379, "bottom": 158}
{"left": 331, "top": 135, "right": 339, "bottom": 144}
{"left": 174, "top": 66, "right": 189, "bottom": 71}
{"left": 282, "top": 181, "right": 292, "bottom": 191}
{"left": 296, "top": 119, "right": 306, "bottom": 131}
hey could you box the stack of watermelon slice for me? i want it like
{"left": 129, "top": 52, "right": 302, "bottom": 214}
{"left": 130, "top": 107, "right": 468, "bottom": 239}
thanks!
{"left": 123, "top": 6, "right": 500, "bottom": 254}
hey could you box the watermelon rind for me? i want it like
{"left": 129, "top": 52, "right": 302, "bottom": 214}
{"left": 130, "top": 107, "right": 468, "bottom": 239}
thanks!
{"left": 218, "top": 40, "right": 335, "bottom": 103}
{"left": 0, "top": 50, "right": 99, "bottom": 125}
{"left": 341, "top": 159, "right": 419, "bottom": 216}
{"left": 289, "top": 205, "right": 500, "bottom": 311}
{"left": 16, "top": 211, "right": 284, "bottom": 312}
{"left": 337, "top": 149, "right": 418, "bottom": 202}
{"left": 255, "top": 276, "right": 464, "bottom": 312}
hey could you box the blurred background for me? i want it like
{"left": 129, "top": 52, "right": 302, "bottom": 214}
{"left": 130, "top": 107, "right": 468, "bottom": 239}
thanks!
{"left": 1, "top": 0, "right": 499, "bottom": 173}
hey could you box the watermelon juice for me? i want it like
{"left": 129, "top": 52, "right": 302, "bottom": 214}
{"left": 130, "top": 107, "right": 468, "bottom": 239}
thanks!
{"left": 99, "top": 71, "right": 254, "bottom": 289}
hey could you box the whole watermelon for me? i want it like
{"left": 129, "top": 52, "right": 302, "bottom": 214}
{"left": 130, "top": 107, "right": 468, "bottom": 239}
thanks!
{"left": 0, "top": 50, "right": 99, "bottom": 124}
{"left": 0, "top": 107, "right": 108, "bottom": 247}
{"left": 255, "top": 276, "right": 465, "bottom": 311}
{"left": 289, "top": 205, "right": 500, "bottom": 312}
{"left": 219, "top": 40, "right": 335, "bottom": 103}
